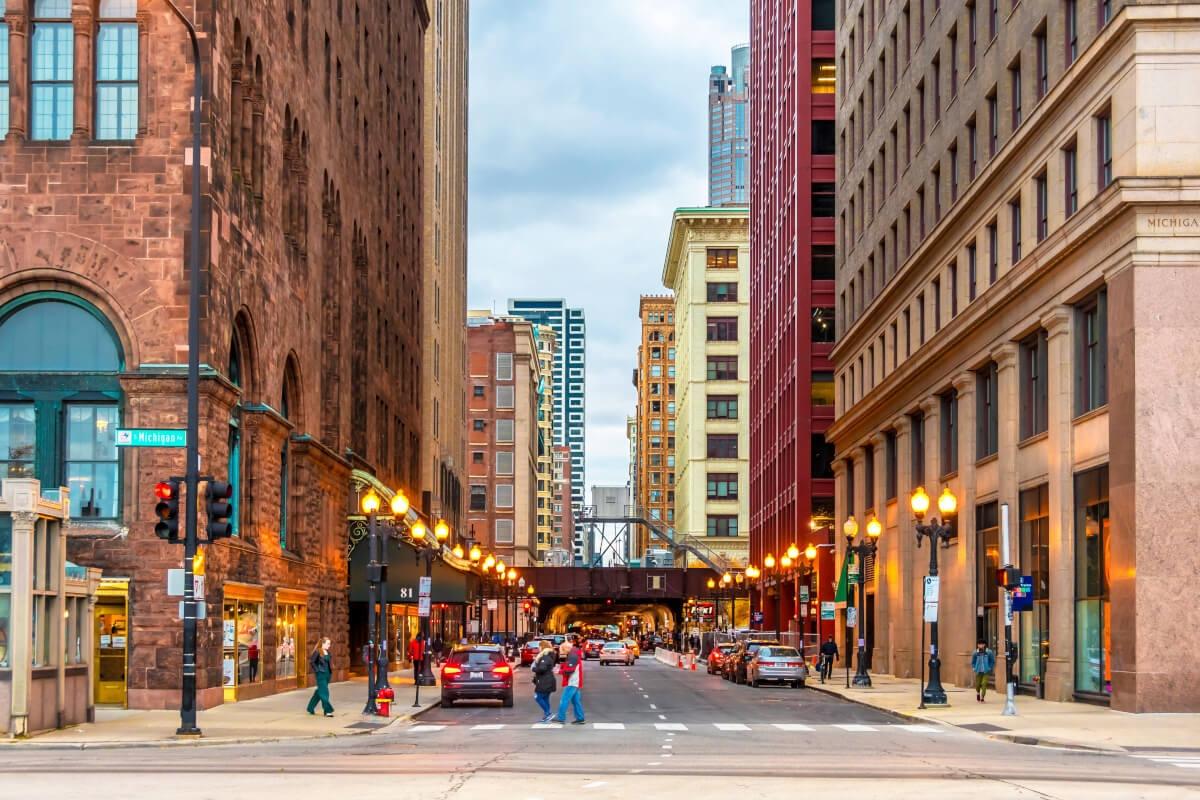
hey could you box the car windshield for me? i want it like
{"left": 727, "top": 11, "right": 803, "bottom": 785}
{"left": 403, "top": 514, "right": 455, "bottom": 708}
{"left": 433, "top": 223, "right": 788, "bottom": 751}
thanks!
{"left": 762, "top": 647, "right": 800, "bottom": 658}
{"left": 449, "top": 650, "right": 503, "bottom": 668}
{"left": 602, "top": 642, "right": 624, "bottom": 649}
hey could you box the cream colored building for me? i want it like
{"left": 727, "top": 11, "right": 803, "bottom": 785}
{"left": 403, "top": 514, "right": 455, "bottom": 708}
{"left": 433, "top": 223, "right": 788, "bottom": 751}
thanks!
{"left": 662, "top": 208, "right": 750, "bottom": 568}
{"left": 830, "top": 1, "right": 1200, "bottom": 712}
{"left": 534, "top": 325, "right": 557, "bottom": 563}
{"left": 420, "top": 0, "right": 469, "bottom": 531}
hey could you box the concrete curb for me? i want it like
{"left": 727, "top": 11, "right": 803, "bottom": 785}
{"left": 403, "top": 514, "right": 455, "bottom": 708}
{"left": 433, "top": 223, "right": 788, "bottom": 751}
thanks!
{"left": 804, "top": 683, "right": 935, "bottom": 726}
{"left": 0, "top": 699, "right": 441, "bottom": 751}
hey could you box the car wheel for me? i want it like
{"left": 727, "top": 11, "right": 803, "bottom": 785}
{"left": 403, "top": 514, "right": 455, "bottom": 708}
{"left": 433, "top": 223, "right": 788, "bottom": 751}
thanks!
{"left": 750, "top": 677, "right": 759, "bottom": 688}
{"left": 440, "top": 697, "right": 453, "bottom": 708}
{"left": 502, "top": 693, "right": 514, "bottom": 708}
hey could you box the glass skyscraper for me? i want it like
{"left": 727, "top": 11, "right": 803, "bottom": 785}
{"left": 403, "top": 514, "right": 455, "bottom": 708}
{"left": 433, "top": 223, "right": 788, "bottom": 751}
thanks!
{"left": 708, "top": 43, "right": 750, "bottom": 207}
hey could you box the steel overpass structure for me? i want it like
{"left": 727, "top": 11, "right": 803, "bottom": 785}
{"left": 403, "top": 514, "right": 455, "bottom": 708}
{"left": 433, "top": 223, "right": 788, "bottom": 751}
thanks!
{"left": 573, "top": 505, "right": 732, "bottom": 573}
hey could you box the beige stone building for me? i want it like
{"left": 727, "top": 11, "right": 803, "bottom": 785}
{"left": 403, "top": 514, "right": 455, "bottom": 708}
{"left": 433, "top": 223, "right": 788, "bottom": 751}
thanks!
{"left": 420, "top": 0, "right": 469, "bottom": 532}
{"left": 662, "top": 208, "right": 750, "bottom": 568}
{"left": 830, "top": 0, "right": 1200, "bottom": 711}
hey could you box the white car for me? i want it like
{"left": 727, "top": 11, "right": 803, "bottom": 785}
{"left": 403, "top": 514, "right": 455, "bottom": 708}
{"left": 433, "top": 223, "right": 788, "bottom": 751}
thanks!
{"left": 599, "top": 641, "right": 634, "bottom": 666}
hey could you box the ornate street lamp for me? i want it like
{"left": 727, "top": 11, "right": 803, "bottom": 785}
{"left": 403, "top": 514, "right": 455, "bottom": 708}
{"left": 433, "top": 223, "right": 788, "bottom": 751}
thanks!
{"left": 911, "top": 485, "right": 958, "bottom": 706}
{"left": 845, "top": 515, "right": 882, "bottom": 687}
{"left": 360, "top": 490, "right": 383, "bottom": 714}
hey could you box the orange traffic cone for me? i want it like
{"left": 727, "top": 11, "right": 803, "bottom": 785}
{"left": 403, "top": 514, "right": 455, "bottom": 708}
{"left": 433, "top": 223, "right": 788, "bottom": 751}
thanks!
{"left": 690, "top": 650, "right": 697, "bottom": 671}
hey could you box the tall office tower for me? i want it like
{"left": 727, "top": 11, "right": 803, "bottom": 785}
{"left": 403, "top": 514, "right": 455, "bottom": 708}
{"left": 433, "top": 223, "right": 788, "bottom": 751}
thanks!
{"left": 662, "top": 208, "right": 750, "bottom": 569}
{"left": 544, "top": 446, "right": 576, "bottom": 566}
{"left": 421, "top": 0, "right": 469, "bottom": 535}
{"left": 829, "top": 0, "right": 1200, "bottom": 713}
{"left": 632, "top": 295, "right": 677, "bottom": 558}
{"left": 708, "top": 43, "right": 751, "bottom": 207}
{"left": 748, "top": 0, "right": 838, "bottom": 643}
{"left": 506, "top": 300, "right": 587, "bottom": 519}
{"left": 534, "top": 326, "right": 558, "bottom": 563}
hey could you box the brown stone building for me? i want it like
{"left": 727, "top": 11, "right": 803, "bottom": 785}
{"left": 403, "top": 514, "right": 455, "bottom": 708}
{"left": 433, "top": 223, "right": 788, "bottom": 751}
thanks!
{"left": 465, "top": 313, "right": 542, "bottom": 567}
{"left": 0, "top": 0, "right": 428, "bottom": 709}
{"left": 830, "top": 0, "right": 1200, "bottom": 711}
{"left": 632, "top": 295, "right": 676, "bottom": 558}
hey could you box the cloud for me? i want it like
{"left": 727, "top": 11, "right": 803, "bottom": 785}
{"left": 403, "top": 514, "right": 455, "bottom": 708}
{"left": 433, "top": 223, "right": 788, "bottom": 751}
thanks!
{"left": 468, "top": 0, "right": 749, "bottom": 491}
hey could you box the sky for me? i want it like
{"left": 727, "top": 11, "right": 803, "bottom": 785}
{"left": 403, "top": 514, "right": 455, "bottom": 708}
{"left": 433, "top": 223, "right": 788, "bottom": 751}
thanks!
{"left": 467, "top": 0, "right": 750, "bottom": 493}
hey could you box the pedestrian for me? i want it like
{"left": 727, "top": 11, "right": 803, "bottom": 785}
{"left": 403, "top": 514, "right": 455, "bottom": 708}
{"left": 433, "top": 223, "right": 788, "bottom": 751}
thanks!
{"left": 531, "top": 639, "right": 558, "bottom": 723}
{"left": 553, "top": 639, "right": 585, "bottom": 725}
{"left": 431, "top": 635, "right": 444, "bottom": 667}
{"left": 972, "top": 638, "right": 996, "bottom": 702}
{"left": 408, "top": 635, "right": 425, "bottom": 683}
{"left": 819, "top": 636, "right": 839, "bottom": 683}
{"left": 306, "top": 637, "right": 334, "bottom": 717}
{"left": 247, "top": 641, "right": 259, "bottom": 682}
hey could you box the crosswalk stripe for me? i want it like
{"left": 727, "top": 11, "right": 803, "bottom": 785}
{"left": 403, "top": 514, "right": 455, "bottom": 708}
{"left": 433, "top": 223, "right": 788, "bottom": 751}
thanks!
{"left": 834, "top": 724, "right": 877, "bottom": 732}
{"left": 655, "top": 723, "right": 688, "bottom": 731}
{"left": 773, "top": 723, "right": 815, "bottom": 732}
{"left": 530, "top": 722, "right": 562, "bottom": 729}
{"left": 714, "top": 723, "right": 751, "bottom": 731}
{"left": 407, "top": 725, "right": 446, "bottom": 733}
{"left": 592, "top": 723, "right": 625, "bottom": 730}
{"left": 470, "top": 724, "right": 505, "bottom": 730}
{"left": 896, "top": 724, "right": 945, "bottom": 734}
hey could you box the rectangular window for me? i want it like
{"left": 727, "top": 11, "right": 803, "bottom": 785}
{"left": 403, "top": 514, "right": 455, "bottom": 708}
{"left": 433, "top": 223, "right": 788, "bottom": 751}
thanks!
{"left": 932, "top": 276, "right": 942, "bottom": 331}
{"left": 844, "top": 454, "right": 856, "bottom": 516}
{"left": 706, "top": 356, "right": 738, "bottom": 381}
{"left": 1010, "top": 196, "right": 1022, "bottom": 263}
{"left": 1010, "top": 59, "right": 1022, "bottom": 129}
{"left": 96, "top": 1, "right": 139, "bottom": 140}
{"left": 1100, "top": 0, "right": 1111, "bottom": 26}
{"left": 495, "top": 451, "right": 514, "bottom": 475}
{"left": 1021, "top": 329, "right": 1049, "bottom": 438}
{"left": 1035, "top": 171, "right": 1049, "bottom": 242}
{"left": 967, "top": 243, "right": 978, "bottom": 301}
{"left": 910, "top": 411, "right": 926, "bottom": 487}
{"left": 863, "top": 444, "right": 875, "bottom": 511}
{"left": 931, "top": 56, "right": 940, "bottom": 121}
{"left": 469, "top": 485, "right": 487, "bottom": 511}
{"left": 812, "top": 59, "right": 836, "bottom": 94}
{"left": 812, "top": 371, "right": 835, "bottom": 406}
{"left": 31, "top": 0, "right": 75, "bottom": 141}
{"left": 917, "top": 81, "right": 926, "bottom": 143}
{"left": 495, "top": 518, "right": 514, "bottom": 544}
{"left": 706, "top": 282, "right": 739, "bottom": 302}
{"left": 917, "top": 292, "right": 926, "bottom": 345}
{"left": 707, "top": 395, "right": 738, "bottom": 419}
{"left": 1097, "top": 109, "right": 1113, "bottom": 189}
{"left": 967, "top": 2, "right": 977, "bottom": 68}
{"left": 975, "top": 501, "right": 1000, "bottom": 642}
{"left": 987, "top": 90, "right": 998, "bottom": 157}
{"left": 1076, "top": 289, "right": 1108, "bottom": 415}
{"left": 1019, "top": 484, "right": 1051, "bottom": 687}
{"left": 495, "top": 484, "right": 514, "bottom": 508}
{"left": 989, "top": 0, "right": 998, "bottom": 39}
{"left": 65, "top": 404, "right": 120, "bottom": 519}
{"left": 967, "top": 118, "right": 978, "bottom": 180}
{"left": 812, "top": 434, "right": 835, "bottom": 479}
{"left": 813, "top": 182, "right": 836, "bottom": 216}
{"left": 814, "top": 0, "right": 836, "bottom": 30}
{"left": 1065, "top": 0, "right": 1078, "bottom": 64}
{"left": 1074, "top": 465, "right": 1110, "bottom": 696}
{"left": 495, "top": 384, "right": 515, "bottom": 409}
{"left": 1035, "top": 25, "right": 1048, "bottom": 101}
{"left": 706, "top": 434, "right": 738, "bottom": 459}
{"left": 987, "top": 219, "right": 999, "bottom": 283}
{"left": 706, "top": 515, "right": 739, "bottom": 537}
{"left": 885, "top": 430, "right": 898, "bottom": 500}
{"left": 949, "top": 30, "right": 958, "bottom": 98}
{"left": 0, "top": 16, "right": 10, "bottom": 138}
{"left": 949, "top": 261, "right": 959, "bottom": 317}
{"left": 812, "top": 245, "right": 835, "bottom": 280}
{"left": 706, "top": 317, "right": 738, "bottom": 342}
{"left": 812, "top": 120, "right": 836, "bottom": 155}
{"left": 706, "top": 473, "right": 738, "bottom": 500}
{"left": 940, "top": 389, "right": 958, "bottom": 475}
{"left": 495, "top": 353, "right": 514, "bottom": 381}
{"left": 706, "top": 248, "right": 738, "bottom": 268}
{"left": 949, "top": 144, "right": 958, "bottom": 202}
{"left": 976, "top": 361, "right": 999, "bottom": 459}
{"left": 495, "top": 418, "right": 514, "bottom": 443}
{"left": 1064, "top": 141, "right": 1078, "bottom": 216}
{"left": 0, "top": 405, "right": 36, "bottom": 478}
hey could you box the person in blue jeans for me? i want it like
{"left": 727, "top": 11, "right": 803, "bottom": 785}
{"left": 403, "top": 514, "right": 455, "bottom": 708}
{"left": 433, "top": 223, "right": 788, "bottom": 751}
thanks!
{"left": 971, "top": 639, "right": 996, "bottom": 702}
{"left": 531, "top": 640, "right": 557, "bottom": 722}
{"left": 554, "top": 640, "right": 585, "bottom": 725}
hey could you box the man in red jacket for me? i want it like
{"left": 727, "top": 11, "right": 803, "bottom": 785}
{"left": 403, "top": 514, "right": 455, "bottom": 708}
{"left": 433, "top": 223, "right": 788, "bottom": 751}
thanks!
{"left": 408, "top": 636, "right": 425, "bottom": 683}
{"left": 553, "top": 639, "right": 586, "bottom": 725}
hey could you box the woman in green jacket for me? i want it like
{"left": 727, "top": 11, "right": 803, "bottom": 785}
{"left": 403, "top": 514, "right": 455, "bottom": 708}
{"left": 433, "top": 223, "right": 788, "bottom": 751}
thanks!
{"left": 306, "top": 637, "right": 334, "bottom": 716}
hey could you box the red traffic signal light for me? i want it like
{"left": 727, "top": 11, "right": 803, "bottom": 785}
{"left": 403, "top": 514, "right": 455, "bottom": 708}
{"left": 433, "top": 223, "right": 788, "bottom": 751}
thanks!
{"left": 522, "top": 602, "right": 530, "bottom": 612}
{"left": 154, "top": 479, "right": 181, "bottom": 542}
{"left": 154, "top": 481, "right": 176, "bottom": 501}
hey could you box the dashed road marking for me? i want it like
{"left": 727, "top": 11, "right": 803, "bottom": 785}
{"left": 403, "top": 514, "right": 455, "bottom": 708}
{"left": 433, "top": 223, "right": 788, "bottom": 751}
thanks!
{"left": 714, "top": 723, "right": 751, "bottom": 731}
{"left": 655, "top": 722, "right": 688, "bottom": 731}
{"left": 896, "top": 724, "right": 946, "bottom": 734}
{"left": 773, "top": 723, "right": 815, "bottom": 731}
{"left": 470, "top": 724, "right": 505, "bottom": 730}
{"left": 834, "top": 724, "right": 878, "bottom": 732}
{"left": 592, "top": 723, "right": 625, "bottom": 730}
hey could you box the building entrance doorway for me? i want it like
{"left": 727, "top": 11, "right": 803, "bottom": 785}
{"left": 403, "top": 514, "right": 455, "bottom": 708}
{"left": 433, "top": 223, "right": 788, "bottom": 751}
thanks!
{"left": 94, "top": 579, "right": 129, "bottom": 706}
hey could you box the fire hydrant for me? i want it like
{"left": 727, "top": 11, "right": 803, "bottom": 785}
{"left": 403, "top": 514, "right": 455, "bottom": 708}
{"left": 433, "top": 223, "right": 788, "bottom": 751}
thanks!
{"left": 376, "top": 686, "right": 394, "bottom": 717}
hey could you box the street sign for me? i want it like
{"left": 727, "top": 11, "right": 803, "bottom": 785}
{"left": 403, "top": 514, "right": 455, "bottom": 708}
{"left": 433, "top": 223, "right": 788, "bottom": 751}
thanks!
{"left": 487, "top": 599, "right": 498, "bottom": 610}
{"left": 751, "top": 610, "right": 764, "bottom": 624}
{"left": 924, "top": 601, "right": 939, "bottom": 623}
{"left": 820, "top": 601, "right": 835, "bottom": 620}
{"left": 115, "top": 428, "right": 187, "bottom": 448}
{"left": 800, "top": 605, "right": 809, "bottom": 618}
{"left": 167, "top": 570, "right": 204, "bottom": 598}
{"left": 847, "top": 607, "right": 858, "bottom": 628}
{"left": 418, "top": 576, "right": 432, "bottom": 597}
{"left": 1012, "top": 575, "right": 1034, "bottom": 612}
{"left": 178, "top": 600, "right": 207, "bottom": 620}
{"left": 799, "top": 586, "right": 810, "bottom": 603}
{"left": 418, "top": 596, "right": 431, "bottom": 617}
{"left": 923, "top": 575, "right": 940, "bottom": 622}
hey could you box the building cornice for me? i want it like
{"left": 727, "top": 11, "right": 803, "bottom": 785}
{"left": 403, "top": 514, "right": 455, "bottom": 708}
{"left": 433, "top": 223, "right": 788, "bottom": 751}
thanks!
{"left": 662, "top": 208, "right": 749, "bottom": 289}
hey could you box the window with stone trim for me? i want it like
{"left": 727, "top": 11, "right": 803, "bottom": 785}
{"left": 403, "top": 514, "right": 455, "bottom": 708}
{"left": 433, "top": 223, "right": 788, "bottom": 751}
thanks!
{"left": 976, "top": 361, "right": 999, "bottom": 459}
{"left": 1076, "top": 288, "right": 1108, "bottom": 415}
{"left": 96, "top": 0, "right": 139, "bottom": 140}
{"left": 1020, "top": 329, "right": 1049, "bottom": 439}
{"left": 0, "top": 1, "right": 9, "bottom": 138}
{"left": 31, "top": 0, "right": 74, "bottom": 141}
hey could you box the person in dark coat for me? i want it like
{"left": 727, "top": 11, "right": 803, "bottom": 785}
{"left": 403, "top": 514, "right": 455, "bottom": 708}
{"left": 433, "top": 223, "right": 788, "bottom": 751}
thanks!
{"left": 531, "top": 640, "right": 558, "bottom": 723}
{"left": 306, "top": 637, "right": 334, "bottom": 716}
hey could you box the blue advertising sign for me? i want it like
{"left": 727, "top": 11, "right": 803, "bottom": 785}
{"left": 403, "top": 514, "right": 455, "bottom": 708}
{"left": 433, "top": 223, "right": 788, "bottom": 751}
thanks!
{"left": 1011, "top": 575, "right": 1034, "bottom": 612}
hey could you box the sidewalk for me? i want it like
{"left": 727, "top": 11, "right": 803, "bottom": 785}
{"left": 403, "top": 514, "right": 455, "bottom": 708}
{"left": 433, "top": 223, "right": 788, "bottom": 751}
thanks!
{"left": 808, "top": 672, "right": 1200, "bottom": 753}
{"left": 3, "top": 671, "right": 439, "bottom": 749}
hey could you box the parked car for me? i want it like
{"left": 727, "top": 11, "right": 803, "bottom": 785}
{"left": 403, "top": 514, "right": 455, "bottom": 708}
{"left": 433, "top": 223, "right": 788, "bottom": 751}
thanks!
{"left": 725, "top": 639, "right": 780, "bottom": 684}
{"left": 622, "top": 639, "right": 641, "bottom": 659}
{"left": 520, "top": 640, "right": 541, "bottom": 666}
{"left": 707, "top": 643, "right": 737, "bottom": 675}
{"left": 599, "top": 641, "right": 634, "bottom": 666}
{"left": 746, "top": 645, "right": 809, "bottom": 688}
{"left": 440, "top": 645, "right": 513, "bottom": 707}
{"left": 584, "top": 639, "right": 605, "bottom": 659}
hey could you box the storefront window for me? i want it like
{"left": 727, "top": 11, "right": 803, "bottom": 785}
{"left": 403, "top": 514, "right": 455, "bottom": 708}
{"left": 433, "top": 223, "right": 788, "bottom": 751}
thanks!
{"left": 974, "top": 501, "right": 1000, "bottom": 659}
{"left": 276, "top": 602, "right": 303, "bottom": 680}
{"left": 0, "top": 592, "right": 10, "bottom": 667}
{"left": 1074, "top": 466, "right": 1110, "bottom": 697}
{"left": 0, "top": 515, "right": 10, "bottom": 587}
{"left": 0, "top": 405, "right": 36, "bottom": 477}
{"left": 223, "top": 599, "right": 263, "bottom": 688}
{"left": 1019, "top": 485, "right": 1050, "bottom": 690}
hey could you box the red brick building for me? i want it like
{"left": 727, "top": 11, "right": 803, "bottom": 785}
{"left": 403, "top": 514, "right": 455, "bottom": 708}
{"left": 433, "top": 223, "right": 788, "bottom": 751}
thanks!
{"left": 748, "top": 0, "right": 838, "bottom": 640}
{"left": 0, "top": 0, "right": 428, "bottom": 708}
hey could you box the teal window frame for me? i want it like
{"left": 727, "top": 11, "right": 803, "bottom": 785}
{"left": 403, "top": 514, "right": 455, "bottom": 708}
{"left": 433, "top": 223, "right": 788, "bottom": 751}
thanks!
{"left": 31, "top": 0, "right": 74, "bottom": 141}
{"left": 95, "top": 4, "right": 139, "bottom": 141}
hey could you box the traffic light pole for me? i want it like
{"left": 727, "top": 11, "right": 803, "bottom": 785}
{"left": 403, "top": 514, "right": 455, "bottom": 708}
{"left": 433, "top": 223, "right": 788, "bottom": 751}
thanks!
{"left": 165, "top": 0, "right": 203, "bottom": 739}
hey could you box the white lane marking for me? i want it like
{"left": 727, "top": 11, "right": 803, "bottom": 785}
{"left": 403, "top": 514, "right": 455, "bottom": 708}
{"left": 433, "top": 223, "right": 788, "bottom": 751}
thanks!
{"left": 582, "top": 782, "right": 608, "bottom": 789}
{"left": 407, "top": 725, "right": 446, "bottom": 733}
{"left": 834, "top": 724, "right": 878, "bottom": 732}
{"left": 592, "top": 723, "right": 625, "bottom": 730}
{"left": 470, "top": 724, "right": 506, "bottom": 730}
{"left": 655, "top": 722, "right": 687, "bottom": 731}
{"left": 714, "top": 723, "right": 751, "bottom": 731}
{"left": 649, "top": 704, "right": 658, "bottom": 710}
{"left": 661, "top": 744, "right": 672, "bottom": 749}
{"left": 531, "top": 722, "right": 563, "bottom": 729}
{"left": 773, "top": 723, "right": 815, "bottom": 731}
{"left": 658, "top": 714, "right": 667, "bottom": 720}
{"left": 647, "top": 762, "right": 662, "bottom": 766}
{"left": 642, "top": 694, "right": 650, "bottom": 699}
{"left": 663, "top": 753, "right": 673, "bottom": 758}
{"left": 897, "top": 724, "right": 946, "bottom": 734}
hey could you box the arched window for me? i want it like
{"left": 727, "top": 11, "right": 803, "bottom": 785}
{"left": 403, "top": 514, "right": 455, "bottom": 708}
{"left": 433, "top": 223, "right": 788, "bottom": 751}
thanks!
{"left": 227, "top": 335, "right": 243, "bottom": 537}
{"left": 0, "top": 294, "right": 124, "bottom": 519}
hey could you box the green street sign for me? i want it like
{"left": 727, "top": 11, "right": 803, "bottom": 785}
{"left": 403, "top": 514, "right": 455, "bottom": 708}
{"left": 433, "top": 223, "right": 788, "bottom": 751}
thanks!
{"left": 114, "top": 428, "right": 187, "bottom": 448}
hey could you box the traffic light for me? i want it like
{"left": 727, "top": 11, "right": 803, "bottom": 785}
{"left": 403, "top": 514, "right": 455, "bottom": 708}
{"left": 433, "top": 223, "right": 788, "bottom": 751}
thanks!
{"left": 522, "top": 602, "right": 531, "bottom": 613}
{"left": 996, "top": 566, "right": 1021, "bottom": 590}
{"left": 154, "top": 480, "right": 181, "bottom": 542}
{"left": 205, "top": 480, "right": 235, "bottom": 540}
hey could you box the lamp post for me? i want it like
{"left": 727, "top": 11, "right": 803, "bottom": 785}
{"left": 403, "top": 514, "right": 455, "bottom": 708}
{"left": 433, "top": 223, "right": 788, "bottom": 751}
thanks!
{"left": 376, "top": 491, "right": 410, "bottom": 692}
{"left": 762, "top": 553, "right": 777, "bottom": 637}
{"left": 844, "top": 515, "right": 882, "bottom": 687}
{"left": 911, "top": 486, "right": 958, "bottom": 706}
{"left": 483, "top": 554, "right": 496, "bottom": 640}
{"left": 517, "top": 577, "right": 527, "bottom": 636}
{"left": 802, "top": 543, "right": 818, "bottom": 640}
{"left": 411, "top": 518, "right": 451, "bottom": 707}
{"left": 360, "top": 491, "right": 383, "bottom": 714}
{"left": 720, "top": 572, "right": 733, "bottom": 632}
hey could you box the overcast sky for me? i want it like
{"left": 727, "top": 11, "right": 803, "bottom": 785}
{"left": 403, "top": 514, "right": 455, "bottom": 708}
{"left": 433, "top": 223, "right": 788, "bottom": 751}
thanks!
{"left": 467, "top": 0, "right": 750, "bottom": 493}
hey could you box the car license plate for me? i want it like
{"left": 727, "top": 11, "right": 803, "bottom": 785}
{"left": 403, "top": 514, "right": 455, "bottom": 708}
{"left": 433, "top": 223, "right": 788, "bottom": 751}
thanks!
{"left": 470, "top": 671, "right": 483, "bottom": 679}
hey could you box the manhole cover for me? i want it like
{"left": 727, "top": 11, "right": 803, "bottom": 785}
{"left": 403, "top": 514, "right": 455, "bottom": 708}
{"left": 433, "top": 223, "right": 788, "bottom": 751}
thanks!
{"left": 960, "top": 722, "right": 1008, "bottom": 732}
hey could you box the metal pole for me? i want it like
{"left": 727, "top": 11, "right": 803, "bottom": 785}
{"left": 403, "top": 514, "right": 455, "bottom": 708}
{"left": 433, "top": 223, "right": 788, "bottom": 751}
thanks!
{"left": 419, "top": 554, "right": 436, "bottom": 686}
{"left": 1001, "top": 503, "right": 1017, "bottom": 716}
{"left": 364, "top": 512, "right": 379, "bottom": 714}
{"left": 922, "top": 521, "right": 949, "bottom": 705}
{"left": 378, "top": 523, "right": 391, "bottom": 691}
{"left": 776, "top": 577, "right": 782, "bottom": 641}
{"left": 919, "top": 612, "right": 927, "bottom": 709}
{"left": 164, "top": 0, "right": 202, "bottom": 739}
{"left": 853, "top": 544, "right": 872, "bottom": 687}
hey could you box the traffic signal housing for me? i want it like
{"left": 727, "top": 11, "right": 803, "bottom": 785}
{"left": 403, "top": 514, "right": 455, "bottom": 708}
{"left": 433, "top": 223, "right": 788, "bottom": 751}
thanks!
{"left": 154, "top": 480, "right": 181, "bottom": 542}
{"left": 996, "top": 566, "right": 1021, "bottom": 590}
{"left": 205, "top": 480, "right": 235, "bottom": 540}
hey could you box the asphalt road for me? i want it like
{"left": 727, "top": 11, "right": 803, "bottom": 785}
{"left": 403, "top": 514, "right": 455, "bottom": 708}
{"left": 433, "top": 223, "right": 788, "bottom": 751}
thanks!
{"left": 2, "top": 654, "right": 1198, "bottom": 799}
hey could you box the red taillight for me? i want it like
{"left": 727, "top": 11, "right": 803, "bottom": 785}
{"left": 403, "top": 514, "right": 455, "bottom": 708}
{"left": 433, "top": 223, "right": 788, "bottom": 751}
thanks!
{"left": 492, "top": 664, "right": 512, "bottom": 675}
{"left": 759, "top": 661, "right": 778, "bottom": 667}
{"left": 442, "top": 665, "right": 462, "bottom": 676}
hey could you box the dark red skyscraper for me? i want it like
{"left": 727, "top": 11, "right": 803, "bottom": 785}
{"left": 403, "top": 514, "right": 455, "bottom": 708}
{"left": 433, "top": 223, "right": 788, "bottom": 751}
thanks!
{"left": 749, "top": 0, "right": 838, "bottom": 639}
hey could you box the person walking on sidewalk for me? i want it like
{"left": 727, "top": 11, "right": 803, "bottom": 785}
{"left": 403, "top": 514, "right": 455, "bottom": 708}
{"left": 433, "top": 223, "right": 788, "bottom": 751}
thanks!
{"left": 531, "top": 639, "right": 557, "bottom": 723}
{"left": 972, "top": 638, "right": 996, "bottom": 702}
{"left": 553, "top": 639, "right": 586, "bottom": 725}
{"left": 409, "top": 636, "right": 425, "bottom": 683}
{"left": 819, "top": 636, "right": 839, "bottom": 683}
{"left": 306, "top": 637, "right": 334, "bottom": 717}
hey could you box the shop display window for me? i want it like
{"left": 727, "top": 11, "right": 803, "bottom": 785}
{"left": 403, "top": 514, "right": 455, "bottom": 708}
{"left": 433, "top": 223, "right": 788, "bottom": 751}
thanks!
{"left": 223, "top": 599, "right": 263, "bottom": 688}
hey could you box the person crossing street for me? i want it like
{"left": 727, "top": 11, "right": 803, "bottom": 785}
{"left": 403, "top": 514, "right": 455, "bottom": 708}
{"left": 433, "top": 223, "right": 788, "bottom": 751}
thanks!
{"left": 553, "top": 639, "right": 585, "bottom": 725}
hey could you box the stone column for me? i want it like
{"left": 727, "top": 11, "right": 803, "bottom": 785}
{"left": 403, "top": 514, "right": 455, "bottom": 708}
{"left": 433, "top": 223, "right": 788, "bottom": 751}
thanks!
{"left": 948, "top": 372, "right": 977, "bottom": 688}
{"left": 6, "top": 2, "right": 28, "bottom": 142}
{"left": 1041, "top": 308, "right": 1074, "bottom": 702}
{"left": 72, "top": 2, "right": 94, "bottom": 142}
{"left": 8, "top": 510, "right": 37, "bottom": 737}
{"left": 867, "top": 433, "right": 888, "bottom": 674}
{"left": 918, "top": 396, "right": 940, "bottom": 681}
{"left": 890, "top": 414, "right": 917, "bottom": 677}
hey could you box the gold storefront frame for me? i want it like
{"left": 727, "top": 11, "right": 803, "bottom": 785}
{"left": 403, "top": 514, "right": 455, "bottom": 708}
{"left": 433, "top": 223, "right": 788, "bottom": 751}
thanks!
{"left": 222, "top": 583, "right": 265, "bottom": 702}
{"left": 275, "top": 588, "right": 308, "bottom": 687}
{"left": 94, "top": 578, "right": 129, "bottom": 707}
